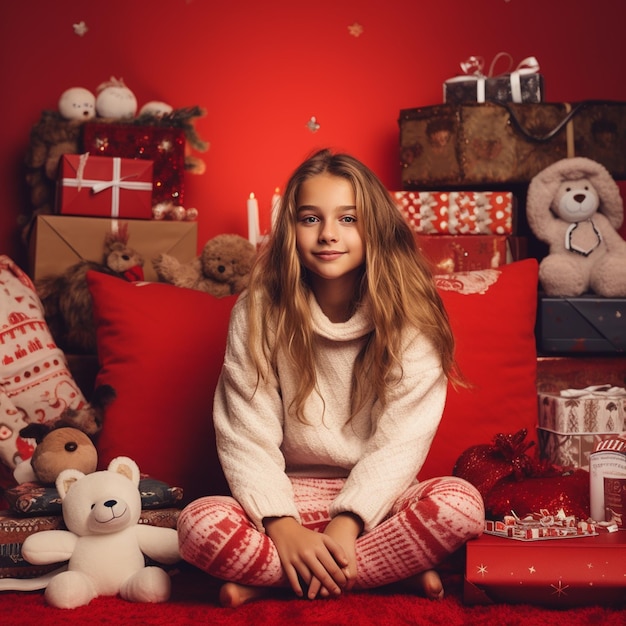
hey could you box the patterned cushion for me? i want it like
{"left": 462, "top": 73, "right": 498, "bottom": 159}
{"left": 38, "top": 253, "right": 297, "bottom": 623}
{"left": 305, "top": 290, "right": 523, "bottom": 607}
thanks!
{"left": 0, "top": 256, "right": 87, "bottom": 487}
{"left": 4, "top": 476, "right": 183, "bottom": 515}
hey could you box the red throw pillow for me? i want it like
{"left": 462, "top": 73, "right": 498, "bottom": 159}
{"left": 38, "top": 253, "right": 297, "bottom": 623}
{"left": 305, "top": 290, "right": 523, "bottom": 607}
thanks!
{"left": 87, "top": 272, "right": 234, "bottom": 503}
{"left": 88, "top": 259, "right": 539, "bottom": 500}
{"left": 418, "top": 259, "right": 539, "bottom": 480}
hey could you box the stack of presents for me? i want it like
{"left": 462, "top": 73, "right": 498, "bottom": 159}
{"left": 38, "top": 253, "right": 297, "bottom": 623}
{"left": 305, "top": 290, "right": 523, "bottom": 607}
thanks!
{"left": 396, "top": 54, "right": 626, "bottom": 607}
{"left": 398, "top": 54, "right": 626, "bottom": 355}
{"left": 2, "top": 116, "right": 201, "bottom": 581}
{"left": 28, "top": 117, "right": 199, "bottom": 284}
{"left": 3, "top": 56, "right": 626, "bottom": 606}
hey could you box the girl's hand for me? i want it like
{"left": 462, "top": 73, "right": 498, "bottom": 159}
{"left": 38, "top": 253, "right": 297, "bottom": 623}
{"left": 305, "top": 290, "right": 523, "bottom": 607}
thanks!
{"left": 264, "top": 516, "right": 349, "bottom": 599}
{"left": 308, "top": 512, "right": 362, "bottom": 598}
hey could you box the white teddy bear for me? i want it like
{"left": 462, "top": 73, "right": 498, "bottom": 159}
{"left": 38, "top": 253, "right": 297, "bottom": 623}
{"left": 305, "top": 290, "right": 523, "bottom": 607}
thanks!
{"left": 0, "top": 457, "right": 180, "bottom": 608}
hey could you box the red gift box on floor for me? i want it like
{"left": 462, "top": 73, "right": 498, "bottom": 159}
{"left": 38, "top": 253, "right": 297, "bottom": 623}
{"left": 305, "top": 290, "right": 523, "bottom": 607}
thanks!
{"left": 82, "top": 121, "right": 186, "bottom": 206}
{"left": 393, "top": 190, "right": 514, "bottom": 235}
{"left": 464, "top": 530, "right": 626, "bottom": 607}
{"left": 57, "top": 153, "right": 153, "bottom": 219}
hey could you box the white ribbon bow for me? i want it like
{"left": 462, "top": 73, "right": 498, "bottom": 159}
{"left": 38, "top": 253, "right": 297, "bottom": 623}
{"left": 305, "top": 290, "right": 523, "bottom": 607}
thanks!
{"left": 560, "top": 384, "right": 626, "bottom": 399}
{"left": 449, "top": 53, "right": 540, "bottom": 103}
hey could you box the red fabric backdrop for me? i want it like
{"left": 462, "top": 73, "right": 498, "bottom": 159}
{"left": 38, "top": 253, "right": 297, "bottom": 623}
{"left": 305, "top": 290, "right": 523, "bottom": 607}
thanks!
{"left": 1, "top": 1, "right": 625, "bottom": 265}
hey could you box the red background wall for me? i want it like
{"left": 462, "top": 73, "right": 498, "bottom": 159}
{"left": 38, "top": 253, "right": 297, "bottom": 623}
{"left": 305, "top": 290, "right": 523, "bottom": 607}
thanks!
{"left": 1, "top": 0, "right": 625, "bottom": 266}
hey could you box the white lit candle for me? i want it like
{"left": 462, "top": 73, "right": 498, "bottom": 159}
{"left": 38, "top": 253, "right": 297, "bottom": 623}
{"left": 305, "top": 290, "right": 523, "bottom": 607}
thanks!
{"left": 247, "top": 192, "right": 259, "bottom": 247}
{"left": 271, "top": 187, "right": 281, "bottom": 230}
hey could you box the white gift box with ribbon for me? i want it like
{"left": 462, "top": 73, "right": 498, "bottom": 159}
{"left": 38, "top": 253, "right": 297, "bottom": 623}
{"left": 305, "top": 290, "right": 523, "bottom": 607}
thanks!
{"left": 57, "top": 152, "right": 154, "bottom": 219}
{"left": 444, "top": 53, "right": 543, "bottom": 104}
{"left": 537, "top": 385, "right": 626, "bottom": 471}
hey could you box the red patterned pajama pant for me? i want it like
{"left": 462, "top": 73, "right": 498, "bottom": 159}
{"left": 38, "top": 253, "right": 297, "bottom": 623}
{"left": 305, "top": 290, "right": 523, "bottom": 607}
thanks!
{"left": 177, "top": 476, "right": 484, "bottom": 589}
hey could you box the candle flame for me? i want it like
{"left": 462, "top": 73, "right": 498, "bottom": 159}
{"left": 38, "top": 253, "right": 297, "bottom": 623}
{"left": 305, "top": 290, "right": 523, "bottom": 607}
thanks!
{"left": 249, "top": 192, "right": 255, "bottom": 199}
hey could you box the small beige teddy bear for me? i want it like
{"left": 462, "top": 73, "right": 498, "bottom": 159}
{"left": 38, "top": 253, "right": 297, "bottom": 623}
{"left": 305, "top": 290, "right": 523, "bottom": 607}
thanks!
{"left": 153, "top": 233, "right": 256, "bottom": 297}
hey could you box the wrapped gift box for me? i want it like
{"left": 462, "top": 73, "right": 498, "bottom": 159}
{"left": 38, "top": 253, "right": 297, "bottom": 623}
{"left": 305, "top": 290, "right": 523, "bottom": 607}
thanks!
{"left": 82, "top": 121, "right": 186, "bottom": 206}
{"left": 399, "top": 101, "right": 626, "bottom": 187}
{"left": 464, "top": 530, "right": 626, "bottom": 607}
{"left": 537, "top": 296, "right": 626, "bottom": 354}
{"left": 28, "top": 215, "right": 197, "bottom": 283}
{"left": 393, "top": 190, "right": 514, "bottom": 235}
{"left": 415, "top": 234, "right": 525, "bottom": 274}
{"left": 589, "top": 437, "right": 626, "bottom": 525}
{"left": 57, "top": 153, "right": 153, "bottom": 219}
{"left": 444, "top": 54, "right": 544, "bottom": 105}
{"left": 538, "top": 386, "right": 626, "bottom": 470}
{"left": 444, "top": 72, "right": 543, "bottom": 105}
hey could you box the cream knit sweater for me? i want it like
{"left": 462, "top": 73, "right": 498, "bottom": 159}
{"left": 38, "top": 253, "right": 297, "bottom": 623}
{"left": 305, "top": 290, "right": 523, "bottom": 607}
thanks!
{"left": 213, "top": 293, "right": 447, "bottom": 532}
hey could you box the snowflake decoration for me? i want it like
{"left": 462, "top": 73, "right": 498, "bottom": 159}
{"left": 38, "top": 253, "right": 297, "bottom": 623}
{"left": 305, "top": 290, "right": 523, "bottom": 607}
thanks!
{"left": 306, "top": 116, "right": 320, "bottom": 133}
{"left": 73, "top": 21, "right": 88, "bottom": 37}
{"left": 348, "top": 22, "right": 363, "bottom": 37}
{"left": 551, "top": 580, "right": 570, "bottom": 596}
{"left": 476, "top": 564, "right": 488, "bottom": 577}
{"left": 528, "top": 566, "right": 536, "bottom": 574}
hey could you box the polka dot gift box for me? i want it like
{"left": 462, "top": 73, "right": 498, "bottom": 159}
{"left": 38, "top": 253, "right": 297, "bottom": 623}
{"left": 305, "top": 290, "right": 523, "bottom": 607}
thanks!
{"left": 393, "top": 190, "right": 514, "bottom": 235}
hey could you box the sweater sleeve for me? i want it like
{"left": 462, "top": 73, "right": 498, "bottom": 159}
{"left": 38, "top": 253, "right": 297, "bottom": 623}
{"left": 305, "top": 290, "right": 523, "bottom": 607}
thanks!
{"left": 328, "top": 330, "right": 447, "bottom": 532}
{"left": 213, "top": 296, "right": 300, "bottom": 531}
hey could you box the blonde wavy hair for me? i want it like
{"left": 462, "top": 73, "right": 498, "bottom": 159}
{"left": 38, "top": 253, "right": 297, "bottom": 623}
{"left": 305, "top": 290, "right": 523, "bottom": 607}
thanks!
{"left": 247, "top": 148, "right": 459, "bottom": 421}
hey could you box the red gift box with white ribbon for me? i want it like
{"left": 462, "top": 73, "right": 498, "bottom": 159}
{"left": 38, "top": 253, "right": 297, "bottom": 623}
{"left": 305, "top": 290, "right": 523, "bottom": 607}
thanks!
{"left": 57, "top": 153, "right": 153, "bottom": 219}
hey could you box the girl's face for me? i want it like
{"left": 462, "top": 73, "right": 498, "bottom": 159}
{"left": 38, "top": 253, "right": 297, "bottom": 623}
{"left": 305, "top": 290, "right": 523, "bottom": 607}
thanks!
{"left": 295, "top": 173, "right": 365, "bottom": 287}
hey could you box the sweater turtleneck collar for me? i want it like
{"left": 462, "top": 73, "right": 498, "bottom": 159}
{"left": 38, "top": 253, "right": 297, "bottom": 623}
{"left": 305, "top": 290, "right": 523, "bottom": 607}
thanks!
{"left": 309, "top": 293, "right": 374, "bottom": 342}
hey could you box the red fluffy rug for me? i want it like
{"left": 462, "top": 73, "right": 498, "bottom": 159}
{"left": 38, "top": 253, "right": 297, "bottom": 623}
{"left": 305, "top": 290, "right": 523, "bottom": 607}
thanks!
{"left": 2, "top": 562, "right": 623, "bottom": 626}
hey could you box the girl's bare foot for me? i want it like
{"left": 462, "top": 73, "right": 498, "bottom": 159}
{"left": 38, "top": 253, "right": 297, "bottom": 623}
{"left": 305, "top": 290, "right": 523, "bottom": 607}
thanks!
{"left": 403, "top": 569, "right": 444, "bottom": 600}
{"left": 219, "top": 582, "right": 270, "bottom": 608}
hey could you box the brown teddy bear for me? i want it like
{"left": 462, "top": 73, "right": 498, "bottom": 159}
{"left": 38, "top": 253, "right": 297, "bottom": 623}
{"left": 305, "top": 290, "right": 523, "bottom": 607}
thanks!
{"left": 18, "top": 426, "right": 98, "bottom": 485}
{"left": 15, "top": 384, "right": 116, "bottom": 485}
{"left": 526, "top": 157, "right": 626, "bottom": 297}
{"left": 22, "top": 111, "right": 84, "bottom": 241}
{"left": 36, "top": 226, "right": 144, "bottom": 353}
{"left": 152, "top": 233, "right": 256, "bottom": 297}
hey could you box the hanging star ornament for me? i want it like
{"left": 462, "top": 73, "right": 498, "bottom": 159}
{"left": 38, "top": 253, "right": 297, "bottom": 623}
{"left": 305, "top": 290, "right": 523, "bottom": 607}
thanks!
{"left": 306, "top": 116, "right": 321, "bottom": 133}
{"left": 73, "top": 21, "right": 88, "bottom": 36}
{"left": 348, "top": 22, "right": 363, "bottom": 37}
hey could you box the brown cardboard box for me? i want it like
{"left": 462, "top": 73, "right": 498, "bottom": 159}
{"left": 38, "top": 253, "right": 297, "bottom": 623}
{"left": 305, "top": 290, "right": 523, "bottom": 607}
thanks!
{"left": 28, "top": 215, "right": 197, "bottom": 282}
